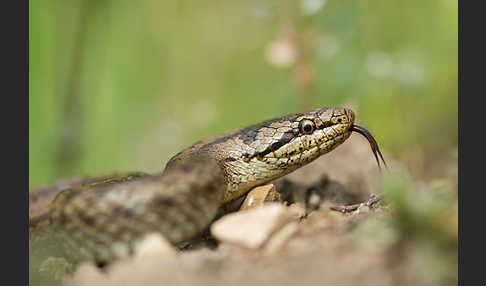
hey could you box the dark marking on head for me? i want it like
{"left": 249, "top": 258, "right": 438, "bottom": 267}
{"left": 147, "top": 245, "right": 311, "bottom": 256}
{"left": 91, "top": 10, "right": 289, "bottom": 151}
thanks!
{"left": 224, "top": 157, "right": 237, "bottom": 162}
{"left": 271, "top": 141, "right": 284, "bottom": 151}
{"left": 252, "top": 143, "right": 280, "bottom": 161}
{"left": 242, "top": 153, "right": 251, "bottom": 163}
{"left": 281, "top": 131, "right": 296, "bottom": 143}
{"left": 245, "top": 129, "right": 300, "bottom": 162}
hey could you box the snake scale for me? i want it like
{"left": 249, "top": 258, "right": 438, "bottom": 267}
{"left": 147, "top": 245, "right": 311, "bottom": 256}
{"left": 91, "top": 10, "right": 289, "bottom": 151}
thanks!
{"left": 29, "top": 107, "right": 386, "bottom": 264}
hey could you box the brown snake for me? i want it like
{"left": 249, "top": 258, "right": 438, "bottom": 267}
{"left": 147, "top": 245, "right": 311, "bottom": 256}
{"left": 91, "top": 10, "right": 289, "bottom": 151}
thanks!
{"left": 29, "top": 107, "right": 386, "bottom": 263}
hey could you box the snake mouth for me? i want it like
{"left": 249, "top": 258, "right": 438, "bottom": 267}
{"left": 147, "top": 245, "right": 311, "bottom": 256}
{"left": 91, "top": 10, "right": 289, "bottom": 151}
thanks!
{"left": 350, "top": 125, "right": 388, "bottom": 170}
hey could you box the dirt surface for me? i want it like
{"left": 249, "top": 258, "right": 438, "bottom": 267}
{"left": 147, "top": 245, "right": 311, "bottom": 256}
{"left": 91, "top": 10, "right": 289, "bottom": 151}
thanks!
{"left": 30, "top": 135, "right": 457, "bottom": 286}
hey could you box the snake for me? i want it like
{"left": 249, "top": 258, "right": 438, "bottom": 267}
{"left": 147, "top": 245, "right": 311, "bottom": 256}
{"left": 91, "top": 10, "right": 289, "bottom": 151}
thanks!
{"left": 29, "top": 107, "right": 386, "bottom": 264}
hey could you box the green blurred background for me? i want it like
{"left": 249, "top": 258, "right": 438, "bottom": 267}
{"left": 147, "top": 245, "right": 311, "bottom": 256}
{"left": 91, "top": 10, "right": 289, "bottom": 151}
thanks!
{"left": 29, "top": 0, "right": 457, "bottom": 189}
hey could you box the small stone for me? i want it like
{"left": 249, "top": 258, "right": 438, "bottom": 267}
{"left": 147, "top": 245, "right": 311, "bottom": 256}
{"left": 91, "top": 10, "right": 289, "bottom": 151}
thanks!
{"left": 134, "top": 233, "right": 177, "bottom": 260}
{"left": 240, "top": 184, "right": 281, "bottom": 211}
{"left": 211, "top": 203, "right": 292, "bottom": 249}
{"left": 263, "top": 221, "right": 299, "bottom": 255}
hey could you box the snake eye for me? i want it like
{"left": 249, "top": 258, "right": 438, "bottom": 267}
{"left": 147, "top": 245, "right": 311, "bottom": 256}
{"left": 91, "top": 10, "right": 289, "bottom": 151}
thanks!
{"left": 299, "top": 119, "right": 315, "bottom": 135}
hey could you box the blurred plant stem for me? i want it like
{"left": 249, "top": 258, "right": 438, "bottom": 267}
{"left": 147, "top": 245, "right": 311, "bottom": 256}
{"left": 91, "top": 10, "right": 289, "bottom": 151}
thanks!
{"left": 286, "top": 24, "right": 316, "bottom": 111}
{"left": 52, "top": 0, "right": 89, "bottom": 178}
{"left": 273, "top": 2, "right": 317, "bottom": 111}
{"left": 293, "top": 31, "right": 316, "bottom": 111}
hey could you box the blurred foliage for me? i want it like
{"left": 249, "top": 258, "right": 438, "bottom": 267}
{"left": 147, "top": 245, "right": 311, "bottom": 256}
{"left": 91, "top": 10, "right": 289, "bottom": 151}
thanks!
{"left": 355, "top": 170, "right": 458, "bottom": 286}
{"left": 29, "top": 0, "right": 457, "bottom": 188}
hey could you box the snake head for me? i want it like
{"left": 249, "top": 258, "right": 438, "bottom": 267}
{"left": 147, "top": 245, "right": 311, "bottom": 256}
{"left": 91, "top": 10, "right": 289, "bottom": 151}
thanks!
{"left": 317, "top": 107, "right": 387, "bottom": 170}
{"left": 295, "top": 107, "right": 356, "bottom": 157}
{"left": 235, "top": 107, "right": 386, "bottom": 172}
{"left": 237, "top": 107, "right": 355, "bottom": 169}
{"left": 314, "top": 107, "right": 355, "bottom": 134}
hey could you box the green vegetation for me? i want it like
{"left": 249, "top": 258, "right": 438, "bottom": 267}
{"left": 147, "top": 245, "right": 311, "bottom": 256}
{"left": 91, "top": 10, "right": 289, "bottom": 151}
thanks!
{"left": 30, "top": 0, "right": 457, "bottom": 188}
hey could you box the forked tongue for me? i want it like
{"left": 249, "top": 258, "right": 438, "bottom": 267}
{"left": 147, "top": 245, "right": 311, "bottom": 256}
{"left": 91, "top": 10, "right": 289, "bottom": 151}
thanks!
{"left": 350, "top": 125, "right": 388, "bottom": 171}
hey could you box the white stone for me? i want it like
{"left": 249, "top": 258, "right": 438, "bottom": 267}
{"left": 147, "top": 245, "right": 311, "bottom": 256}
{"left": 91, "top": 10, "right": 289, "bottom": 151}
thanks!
{"left": 240, "top": 184, "right": 280, "bottom": 211}
{"left": 134, "top": 233, "right": 177, "bottom": 260}
{"left": 211, "top": 204, "right": 292, "bottom": 249}
{"left": 263, "top": 221, "right": 299, "bottom": 255}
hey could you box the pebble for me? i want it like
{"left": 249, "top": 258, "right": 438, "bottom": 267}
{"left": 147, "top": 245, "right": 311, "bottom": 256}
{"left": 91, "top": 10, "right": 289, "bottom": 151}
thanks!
{"left": 263, "top": 221, "right": 299, "bottom": 255}
{"left": 211, "top": 203, "right": 293, "bottom": 249}
{"left": 239, "top": 184, "right": 281, "bottom": 211}
{"left": 134, "top": 233, "right": 177, "bottom": 260}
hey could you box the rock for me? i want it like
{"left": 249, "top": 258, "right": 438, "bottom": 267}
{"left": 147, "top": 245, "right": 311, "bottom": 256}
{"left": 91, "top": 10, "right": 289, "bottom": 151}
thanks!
{"left": 263, "top": 221, "right": 299, "bottom": 255}
{"left": 239, "top": 184, "right": 281, "bottom": 211}
{"left": 211, "top": 203, "right": 293, "bottom": 249}
{"left": 134, "top": 233, "right": 177, "bottom": 260}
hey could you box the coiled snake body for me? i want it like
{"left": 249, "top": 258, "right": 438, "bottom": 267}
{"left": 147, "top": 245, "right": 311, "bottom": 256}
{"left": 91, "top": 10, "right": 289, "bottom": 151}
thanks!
{"left": 29, "top": 107, "right": 386, "bottom": 263}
